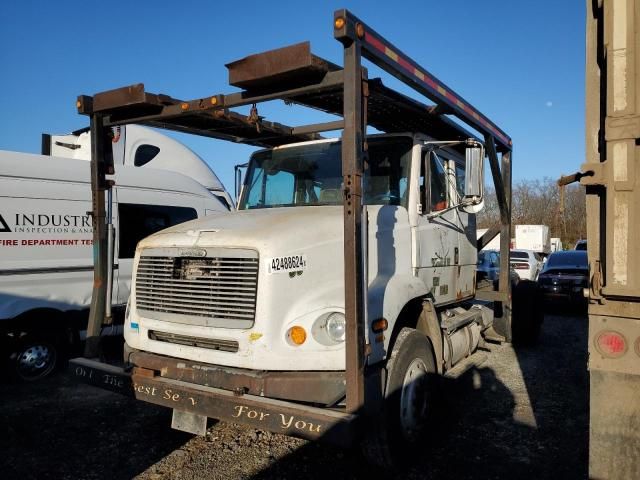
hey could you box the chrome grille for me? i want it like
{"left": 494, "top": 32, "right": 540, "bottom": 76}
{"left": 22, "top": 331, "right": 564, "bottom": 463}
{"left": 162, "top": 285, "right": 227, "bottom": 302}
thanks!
{"left": 135, "top": 253, "right": 258, "bottom": 328}
{"left": 148, "top": 330, "right": 239, "bottom": 352}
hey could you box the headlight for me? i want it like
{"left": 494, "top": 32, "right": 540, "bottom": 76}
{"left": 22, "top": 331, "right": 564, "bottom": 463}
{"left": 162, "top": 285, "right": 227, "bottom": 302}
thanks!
{"left": 325, "top": 312, "right": 346, "bottom": 343}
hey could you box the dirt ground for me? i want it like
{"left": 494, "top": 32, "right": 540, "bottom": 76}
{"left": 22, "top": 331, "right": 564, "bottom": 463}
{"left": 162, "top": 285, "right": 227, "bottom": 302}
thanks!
{"left": 0, "top": 310, "right": 588, "bottom": 480}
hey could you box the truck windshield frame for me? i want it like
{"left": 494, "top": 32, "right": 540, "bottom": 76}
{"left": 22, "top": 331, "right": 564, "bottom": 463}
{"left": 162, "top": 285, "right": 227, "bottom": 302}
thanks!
{"left": 238, "top": 137, "right": 413, "bottom": 210}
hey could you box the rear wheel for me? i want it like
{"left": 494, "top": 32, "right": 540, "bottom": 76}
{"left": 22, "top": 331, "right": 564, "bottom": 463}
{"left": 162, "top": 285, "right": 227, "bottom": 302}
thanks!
{"left": 362, "top": 328, "right": 437, "bottom": 469}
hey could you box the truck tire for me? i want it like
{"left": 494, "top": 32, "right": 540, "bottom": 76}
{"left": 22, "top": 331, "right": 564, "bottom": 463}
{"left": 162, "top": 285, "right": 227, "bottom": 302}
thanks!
{"left": 362, "top": 328, "right": 437, "bottom": 469}
{"left": 512, "top": 280, "right": 543, "bottom": 346}
{"left": 10, "top": 333, "right": 60, "bottom": 382}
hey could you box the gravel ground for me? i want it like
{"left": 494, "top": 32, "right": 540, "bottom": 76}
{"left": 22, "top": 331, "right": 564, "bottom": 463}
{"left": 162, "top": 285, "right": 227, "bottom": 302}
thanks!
{"left": 0, "top": 310, "right": 588, "bottom": 480}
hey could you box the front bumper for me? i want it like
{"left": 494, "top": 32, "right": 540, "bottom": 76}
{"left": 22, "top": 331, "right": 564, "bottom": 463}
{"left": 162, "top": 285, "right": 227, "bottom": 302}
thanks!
{"left": 123, "top": 347, "right": 346, "bottom": 406}
{"left": 69, "top": 355, "right": 356, "bottom": 447}
{"left": 539, "top": 284, "right": 586, "bottom": 302}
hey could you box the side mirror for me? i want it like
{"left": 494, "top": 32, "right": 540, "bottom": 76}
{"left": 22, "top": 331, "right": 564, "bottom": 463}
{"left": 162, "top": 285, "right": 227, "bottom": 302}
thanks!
{"left": 465, "top": 143, "right": 484, "bottom": 198}
{"left": 463, "top": 142, "right": 484, "bottom": 213}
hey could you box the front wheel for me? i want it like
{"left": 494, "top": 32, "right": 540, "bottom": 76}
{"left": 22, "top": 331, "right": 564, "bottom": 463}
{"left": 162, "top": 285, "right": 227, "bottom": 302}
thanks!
{"left": 362, "top": 328, "right": 437, "bottom": 469}
{"left": 10, "top": 334, "right": 59, "bottom": 382}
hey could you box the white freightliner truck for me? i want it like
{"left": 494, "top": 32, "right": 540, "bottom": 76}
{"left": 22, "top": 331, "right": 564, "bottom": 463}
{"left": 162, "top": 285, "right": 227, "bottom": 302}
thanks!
{"left": 71, "top": 10, "right": 539, "bottom": 466}
{"left": 1, "top": 125, "right": 231, "bottom": 380}
{"left": 125, "top": 133, "right": 491, "bottom": 370}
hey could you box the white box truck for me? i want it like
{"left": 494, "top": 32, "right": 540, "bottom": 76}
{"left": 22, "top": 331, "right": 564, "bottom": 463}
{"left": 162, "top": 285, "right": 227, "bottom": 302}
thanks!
{"left": 1, "top": 127, "right": 230, "bottom": 380}
{"left": 515, "top": 224, "right": 551, "bottom": 254}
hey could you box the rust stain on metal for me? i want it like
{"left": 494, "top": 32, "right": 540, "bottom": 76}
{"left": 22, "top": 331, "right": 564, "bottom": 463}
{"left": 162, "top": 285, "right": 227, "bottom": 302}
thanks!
{"left": 130, "top": 352, "right": 345, "bottom": 406}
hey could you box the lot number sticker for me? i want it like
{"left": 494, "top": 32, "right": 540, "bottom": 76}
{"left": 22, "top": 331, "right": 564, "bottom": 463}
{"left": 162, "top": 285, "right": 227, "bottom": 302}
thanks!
{"left": 267, "top": 255, "right": 307, "bottom": 275}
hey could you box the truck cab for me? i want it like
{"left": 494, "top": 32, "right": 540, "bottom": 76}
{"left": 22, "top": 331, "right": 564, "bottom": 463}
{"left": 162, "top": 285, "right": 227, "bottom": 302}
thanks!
{"left": 124, "top": 133, "right": 484, "bottom": 382}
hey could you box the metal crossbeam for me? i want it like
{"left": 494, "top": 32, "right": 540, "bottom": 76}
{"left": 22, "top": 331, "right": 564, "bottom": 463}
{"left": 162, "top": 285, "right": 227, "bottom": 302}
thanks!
{"left": 333, "top": 9, "right": 512, "bottom": 153}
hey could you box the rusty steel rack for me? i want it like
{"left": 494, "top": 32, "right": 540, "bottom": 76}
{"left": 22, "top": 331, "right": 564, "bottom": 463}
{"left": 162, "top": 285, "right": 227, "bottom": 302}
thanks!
{"left": 72, "top": 8, "right": 512, "bottom": 443}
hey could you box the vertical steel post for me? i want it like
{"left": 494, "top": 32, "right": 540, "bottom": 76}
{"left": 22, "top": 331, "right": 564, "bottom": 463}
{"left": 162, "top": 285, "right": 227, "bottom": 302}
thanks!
{"left": 484, "top": 135, "right": 513, "bottom": 337}
{"left": 339, "top": 24, "right": 367, "bottom": 414}
{"left": 499, "top": 149, "right": 512, "bottom": 306}
{"left": 105, "top": 184, "right": 114, "bottom": 324}
{"left": 84, "top": 113, "right": 108, "bottom": 358}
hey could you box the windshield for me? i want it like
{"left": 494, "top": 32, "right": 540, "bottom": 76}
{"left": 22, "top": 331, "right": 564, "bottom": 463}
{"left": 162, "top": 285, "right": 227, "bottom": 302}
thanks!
{"left": 238, "top": 137, "right": 412, "bottom": 210}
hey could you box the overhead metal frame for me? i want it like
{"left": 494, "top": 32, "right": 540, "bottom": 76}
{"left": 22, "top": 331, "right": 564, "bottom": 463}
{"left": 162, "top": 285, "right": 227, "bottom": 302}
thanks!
{"left": 333, "top": 9, "right": 513, "bottom": 403}
{"left": 79, "top": 7, "right": 513, "bottom": 428}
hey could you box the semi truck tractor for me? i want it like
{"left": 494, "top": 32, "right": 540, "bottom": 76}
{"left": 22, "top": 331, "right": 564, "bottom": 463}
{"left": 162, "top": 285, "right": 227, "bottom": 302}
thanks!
{"left": 71, "top": 9, "right": 539, "bottom": 467}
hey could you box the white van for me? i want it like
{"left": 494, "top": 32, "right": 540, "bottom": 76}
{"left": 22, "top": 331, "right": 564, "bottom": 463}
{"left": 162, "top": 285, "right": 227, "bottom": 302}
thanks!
{"left": 0, "top": 145, "right": 229, "bottom": 380}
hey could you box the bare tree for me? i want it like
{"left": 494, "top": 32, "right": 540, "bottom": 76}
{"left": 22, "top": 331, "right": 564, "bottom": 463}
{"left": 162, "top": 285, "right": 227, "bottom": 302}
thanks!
{"left": 477, "top": 178, "right": 586, "bottom": 248}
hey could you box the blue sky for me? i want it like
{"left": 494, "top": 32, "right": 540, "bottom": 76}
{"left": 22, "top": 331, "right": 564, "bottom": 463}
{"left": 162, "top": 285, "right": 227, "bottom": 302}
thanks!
{"left": 0, "top": 1, "right": 585, "bottom": 193}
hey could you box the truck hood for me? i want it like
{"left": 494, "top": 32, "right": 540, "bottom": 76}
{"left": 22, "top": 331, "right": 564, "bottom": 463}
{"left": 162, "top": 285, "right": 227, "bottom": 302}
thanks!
{"left": 129, "top": 204, "right": 413, "bottom": 371}
{"left": 138, "top": 206, "right": 344, "bottom": 253}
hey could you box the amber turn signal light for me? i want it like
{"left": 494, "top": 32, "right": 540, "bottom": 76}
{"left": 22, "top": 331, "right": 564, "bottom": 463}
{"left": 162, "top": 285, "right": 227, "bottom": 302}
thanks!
{"left": 288, "top": 326, "right": 307, "bottom": 346}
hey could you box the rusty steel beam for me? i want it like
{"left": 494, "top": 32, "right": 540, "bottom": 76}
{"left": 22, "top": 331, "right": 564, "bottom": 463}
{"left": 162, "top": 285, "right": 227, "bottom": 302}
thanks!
{"left": 70, "top": 358, "right": 134, "bottom": 395}
{"left": 69, "top": 357, "right": 357, "bottom": 447}
{"left": 477, "top": 224, "right": 501, "bottom": 251}
{"left": 498, "top": 148, "right": 512, "bottom": 315}
{"left": 91, "top": 83, "right": 178, "bottom": 113}
{"left": 130, "top": 374, "right": 357, "bottom": 447}
{"left": 222, "top": 70, "right": 345, "bottom": 109}
{"left": 333, "top": 9, "right": 512, "bottom": 153}
{"left": 291, "top": 120, "right": 344, "bottom": 136}
{"left": 485, "top": 135, "right": 509, "bottom": 226}
{"left": 226, "top": 41, "right": 340, "bottom": 90}
{"left": 84, "top": 114, "right": 109, "bottom": 358}
{"left": 335, "top": 15, "right": 367, "bottom": 415}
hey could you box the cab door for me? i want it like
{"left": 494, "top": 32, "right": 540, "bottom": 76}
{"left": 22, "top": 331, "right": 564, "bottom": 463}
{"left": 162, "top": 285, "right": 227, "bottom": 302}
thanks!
{"left": 414, "top": 148, "right": 458, "bottom": 305}
{"left": 450, "top": 159, "right": 477, "bottom": 298}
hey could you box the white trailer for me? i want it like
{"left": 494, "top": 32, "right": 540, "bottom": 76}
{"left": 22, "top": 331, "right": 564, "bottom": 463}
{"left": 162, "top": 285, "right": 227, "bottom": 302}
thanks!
{"left": 515, "top": 224, "right": 550, "bottom": 254}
